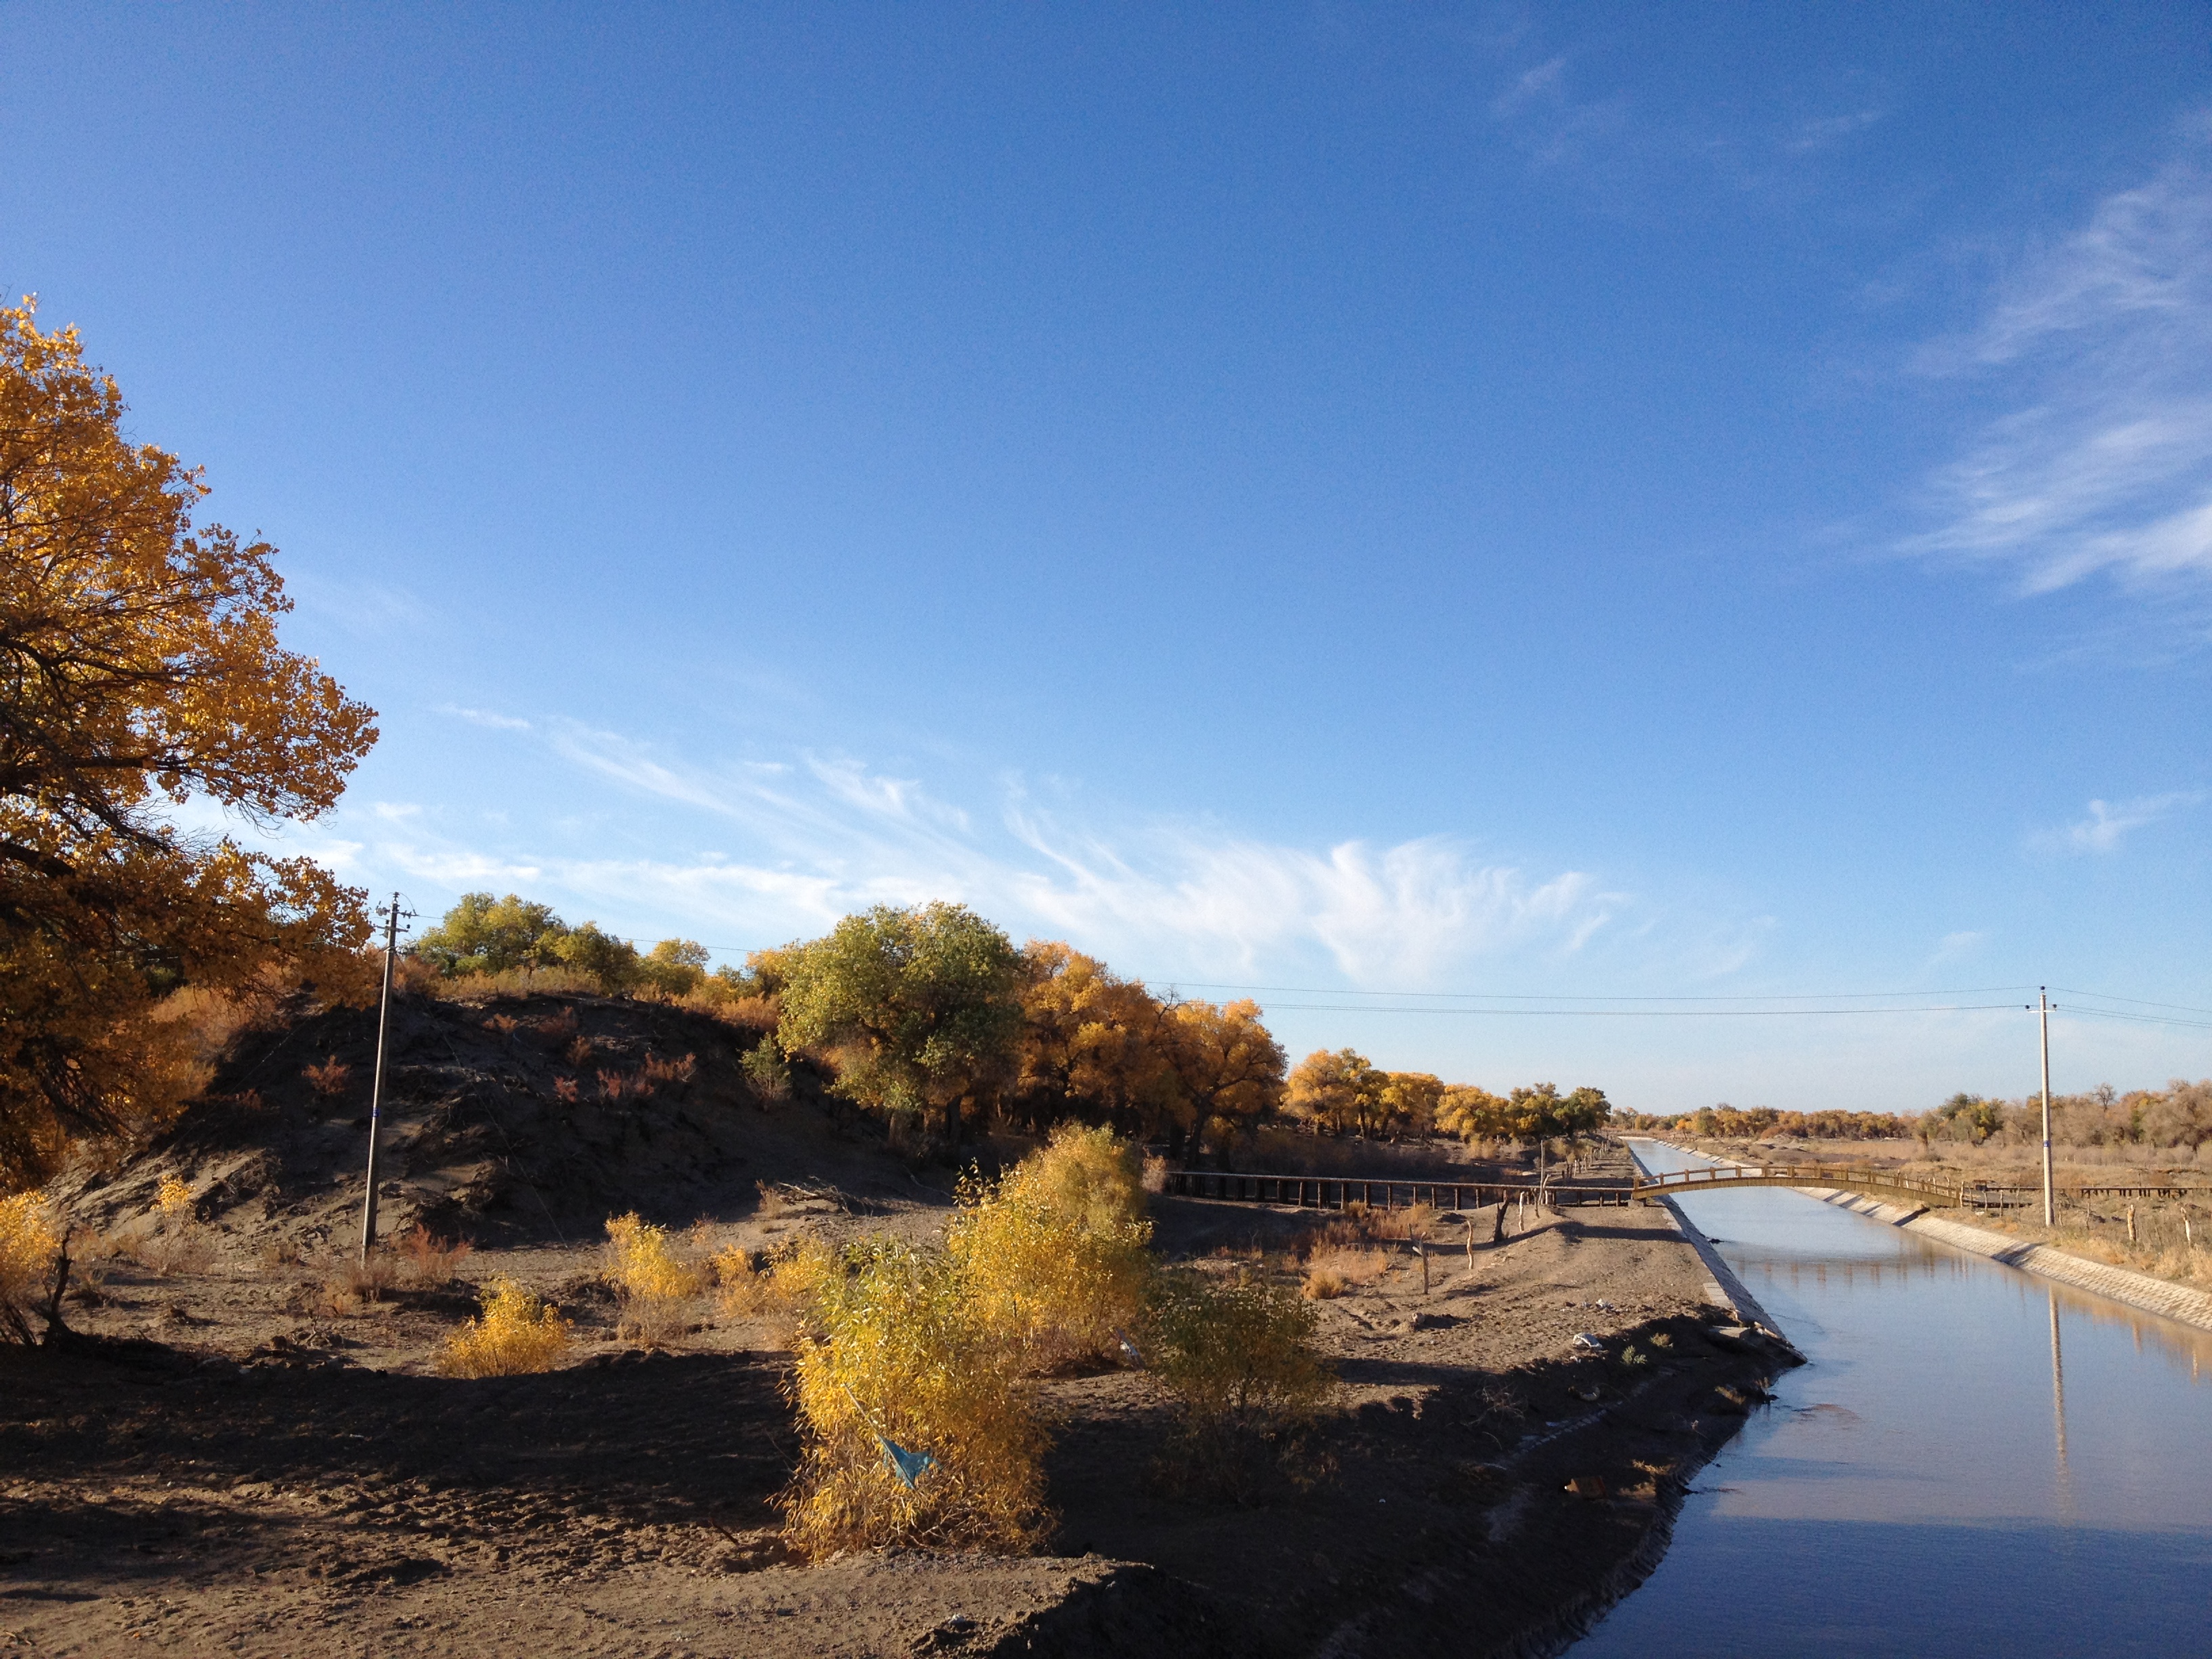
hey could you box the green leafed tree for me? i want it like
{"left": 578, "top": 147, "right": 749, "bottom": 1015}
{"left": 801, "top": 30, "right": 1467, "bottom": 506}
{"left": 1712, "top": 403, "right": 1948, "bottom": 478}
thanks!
{"left": 411, "top": 893, "right": 570, "bottom": 977}
{"left": 777, "top": 901, "right": 1021, "bottom": 1146}
{"left": 636, "top": 937, "right": 711, "bottom": 998}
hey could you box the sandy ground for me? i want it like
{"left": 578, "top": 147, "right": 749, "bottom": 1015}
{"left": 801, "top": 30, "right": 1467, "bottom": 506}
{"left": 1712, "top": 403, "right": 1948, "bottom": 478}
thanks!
{"left": 2, "top": 996, "right": 1790, "bottom": 1657}
{"left": 0, "top": 1197, "right": 1789, "bottom": 1658}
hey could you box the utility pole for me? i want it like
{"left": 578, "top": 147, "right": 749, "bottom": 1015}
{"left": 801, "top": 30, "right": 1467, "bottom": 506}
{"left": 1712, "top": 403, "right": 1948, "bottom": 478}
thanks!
{"left": 2039, "top": 987, "right": 2056, "bottom": 1229}
{"left": 359, "top": 893, "right": 409, "bottom": 1265}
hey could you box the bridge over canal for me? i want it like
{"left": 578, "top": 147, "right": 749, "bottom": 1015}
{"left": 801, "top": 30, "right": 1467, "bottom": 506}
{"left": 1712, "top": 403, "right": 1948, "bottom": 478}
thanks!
{"left": 1162, "top": 1163, "right": 2201, "bottom": 1212}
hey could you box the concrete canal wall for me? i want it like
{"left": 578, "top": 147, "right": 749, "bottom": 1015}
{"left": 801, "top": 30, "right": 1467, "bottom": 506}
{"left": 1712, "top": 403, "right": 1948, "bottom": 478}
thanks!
{"left": 1805, "top": 1188, "right": 2212, "bottom": 1335}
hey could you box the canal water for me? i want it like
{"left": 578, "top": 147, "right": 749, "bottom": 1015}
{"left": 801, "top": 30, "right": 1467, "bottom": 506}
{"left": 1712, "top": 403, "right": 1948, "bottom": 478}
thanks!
{"left": 1568, "top": 1141, "right": 2212, "bottom": 1658}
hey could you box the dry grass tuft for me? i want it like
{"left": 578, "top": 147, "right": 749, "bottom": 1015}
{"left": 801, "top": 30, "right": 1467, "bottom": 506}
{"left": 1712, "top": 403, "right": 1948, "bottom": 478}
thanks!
{"left": 322, "top": 1251, "right": 398, "bottom": 1312}
{"left": 438, "top": 1277, "right": 572, "bottom": 1376}
{"left": 1301, "top": 1243, "right": 1388, "bottom": 1296}
{"left": 1300, "top": 1267, "right": 1348, "bottom": 1300}
{"left": 396, "top": 1225, "right": 472, "bottom": 1286}
{"left": 302, "top": 1055, "right": 352, "bottom": 1099}
{"left": 641, "top": 1052, "right": 697, "bottom": 1090}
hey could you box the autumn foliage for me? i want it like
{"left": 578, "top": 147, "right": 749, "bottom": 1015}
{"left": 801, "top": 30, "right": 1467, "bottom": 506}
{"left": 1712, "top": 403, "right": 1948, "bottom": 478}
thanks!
{"left": 436, "top": 1277, "right": 573, "bottom": 1378}
{"left": 0, "top": 300, "right": 377, "bottom": 1188}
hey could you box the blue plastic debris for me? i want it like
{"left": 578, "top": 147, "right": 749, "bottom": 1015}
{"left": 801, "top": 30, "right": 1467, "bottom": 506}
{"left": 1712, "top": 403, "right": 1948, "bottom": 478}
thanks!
{"left": 878, "top": 1436, "right": 937, "bottom": 1488}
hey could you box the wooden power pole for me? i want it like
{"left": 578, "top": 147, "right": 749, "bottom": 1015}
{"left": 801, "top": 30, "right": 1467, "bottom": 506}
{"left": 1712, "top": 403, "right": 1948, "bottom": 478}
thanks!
{"left": 359, "top": 893, "right": 408, "bottom": 1264}
{"left": 2039, "top": 987, "right": 2055, "bottom": 1229}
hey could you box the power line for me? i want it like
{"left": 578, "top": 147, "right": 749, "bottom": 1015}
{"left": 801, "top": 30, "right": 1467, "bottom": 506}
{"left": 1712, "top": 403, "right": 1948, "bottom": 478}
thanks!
{"left": 2051, "top": 986, "right": 2212, "bottom": 1019}
{"left": 2049, "top": 1004, "right": 2212, "bottom": 1033}
{"left": 1158, "top": 980, "right": 2038, "bottom": 1002}
{"left": 1248, "top": 1001, "right": 2032, "bottom": 1018}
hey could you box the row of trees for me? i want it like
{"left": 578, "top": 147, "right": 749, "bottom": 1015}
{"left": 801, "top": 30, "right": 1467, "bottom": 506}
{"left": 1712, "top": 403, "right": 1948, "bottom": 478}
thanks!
{"left": 411, "top": 891, "right": 732, "bottom": 1000}
{"left": 762, "top": 904, "right": 1286, "bottom": 1156}
{"left": 1631, "top": 1105, "right": 1917, "bottom": 1141}
{"left": 1631, "top": 1085, "right": 2212, "bottom": 1150}
{"left": 412, "top": 893, "right": 1612, "bottom": 1158}
{"left": 1281, "top": 1050, "right": 1610, "bottom": 1143}
{"left": 1918, "top": 1084, "right": 2212, "bottom": 1151}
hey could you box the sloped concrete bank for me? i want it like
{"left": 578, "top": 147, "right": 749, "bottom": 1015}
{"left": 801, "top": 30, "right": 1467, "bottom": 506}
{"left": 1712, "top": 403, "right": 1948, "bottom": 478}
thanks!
{"left": 1651, "top": 1198, "right": 1786, "bottom": 1336}
{"left": 1805, "top": 1189, "right": 2212, "bottom": 1334}
{"left": 1629, "top": 1138, "right": 2212, "bottom": 1336}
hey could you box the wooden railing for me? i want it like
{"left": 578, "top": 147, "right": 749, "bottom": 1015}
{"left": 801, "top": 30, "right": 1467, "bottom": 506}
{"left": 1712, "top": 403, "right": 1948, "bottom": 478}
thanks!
{"left": 1163, "top": 1164, "right": 2212, "bottom": 1214}
{"left": 1628, "top": 1163, "right": 1976, "bottom": 1207}
{"left": 1160, "top": 1170, "right": 1631, "bottom": 1210}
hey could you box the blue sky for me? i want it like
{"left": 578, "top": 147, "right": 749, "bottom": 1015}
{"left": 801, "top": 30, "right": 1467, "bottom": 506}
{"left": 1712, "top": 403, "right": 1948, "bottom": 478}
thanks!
{"left": 7, "top": 3, "right": 2211, "bottom": 1110}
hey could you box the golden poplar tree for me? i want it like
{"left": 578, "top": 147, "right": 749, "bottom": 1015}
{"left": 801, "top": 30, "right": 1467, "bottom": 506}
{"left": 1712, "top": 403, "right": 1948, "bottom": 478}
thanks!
{"left": 1, "top": 300, "right": 378, "bottom": 1188}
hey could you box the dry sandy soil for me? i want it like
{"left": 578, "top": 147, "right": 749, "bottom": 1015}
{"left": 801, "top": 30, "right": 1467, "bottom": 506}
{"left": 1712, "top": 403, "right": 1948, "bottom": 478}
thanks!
{"left": 1, "top": 993, "right": 1791, "bottom": 1658}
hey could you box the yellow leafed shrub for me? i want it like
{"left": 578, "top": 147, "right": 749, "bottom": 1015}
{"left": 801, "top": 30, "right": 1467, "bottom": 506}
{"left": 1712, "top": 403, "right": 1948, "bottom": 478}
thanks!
{"left": 604, "top": 1211, "right": 707, "bottom": 1343}
{"left": 155, "top": 1176, "right": 192, "bottom": 1221}
{"left": 437, "top": 1277, "right": 572, "bottom": 1377}
{"left": 1143, "top": 1267, "right": 1333, "bottom": 1483}
{"left": 949, "top": 1183, "right": 1151, "bottom": 1374}
{"left": 1008, "top": 1122, "right": 1148, "bottom": 1234}
{"left": 781, "top": 1236, "right": 1048, "bottom": 1560}
{"left": 0, "top": 1192, "right": 59, "bottom": 1344}
{"left": 714, "top": 1244, "right": 774, "bottom": 1316}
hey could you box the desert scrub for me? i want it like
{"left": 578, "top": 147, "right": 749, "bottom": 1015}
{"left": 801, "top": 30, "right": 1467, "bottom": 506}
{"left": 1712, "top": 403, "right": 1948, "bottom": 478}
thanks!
{"left": 139, "top": 1175, "right": 210, "bottom": 1275}
{"left": 0, "top": 1191, "right": 59, "bottom": 1344}
{"left": 781, "top": 1235, "right": 1048, "bottom": 1560}
{"left": 948, "top": 1125, "right": 1153, "bottom": 1370}
{"left": 603, "top": 1211, "right": 707, "bottom": 1343}
{"left": 714, "top": 1244, "right": 775, "bottom": 1316}
{"left": 1143, "top": 1267, "right": 1334, "bottom": 1497}
{"left": 1300, "top": 1243, "right": 1387, "bottom": 1298}
{"left": 438, "top": 1277, "right": 572, "bottom": 1376}
{"left": 1007, "top": 1122, "right": 1147, "bottom": 1233}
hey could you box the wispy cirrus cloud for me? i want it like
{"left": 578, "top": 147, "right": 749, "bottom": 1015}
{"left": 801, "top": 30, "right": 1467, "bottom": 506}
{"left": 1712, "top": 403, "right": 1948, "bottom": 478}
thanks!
{"left": 439, "top": 704, "right": 533, "bottom": 731}
{"left": 1905, "top": 114, "right": 2212, "bottom": 595}
{"left": 340, "top": 723, "right": 1636, "bottom": 984}
{"left": 1487, "top": 54, "right": 1630, "bottom": 168}
{"left": 2041, "top": 791, "right": 2204, "bottom": 854}
{"left": 1786, "top": 109, "right": 1883, "bottom": 155}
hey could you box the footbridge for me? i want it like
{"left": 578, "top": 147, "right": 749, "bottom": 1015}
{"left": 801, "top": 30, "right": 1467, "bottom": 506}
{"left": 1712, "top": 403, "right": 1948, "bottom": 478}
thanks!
{"left": 1162, "top": 1164, "right": 2026, "bottom": 1212}
{"left": 1627, "top": 1162, "right": 1982, "bottom": 1208}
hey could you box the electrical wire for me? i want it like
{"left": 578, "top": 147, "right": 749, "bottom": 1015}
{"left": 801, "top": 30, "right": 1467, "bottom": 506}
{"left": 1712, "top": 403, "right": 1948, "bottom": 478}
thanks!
{"left": 1245, "top": 1002, "right": 2032, "bottom": 1018}
{"left": 2051, "top": 986, "right": 2212, "bottom": 1019}
{"left": 1153, "top": 980, "right": 2038, "bottom": 1002}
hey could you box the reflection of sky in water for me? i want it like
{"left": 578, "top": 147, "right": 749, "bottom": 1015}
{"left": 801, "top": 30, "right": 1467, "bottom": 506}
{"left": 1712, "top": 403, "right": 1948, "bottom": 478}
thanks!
{"left": 1569, "top": 1143, "right": 2212, "bottom": 1658}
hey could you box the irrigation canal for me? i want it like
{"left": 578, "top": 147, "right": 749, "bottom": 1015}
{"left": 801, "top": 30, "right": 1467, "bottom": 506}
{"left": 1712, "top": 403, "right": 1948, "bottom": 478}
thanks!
{"left": 1566, "top": 1140, "right": 2212, "bottom": 1658}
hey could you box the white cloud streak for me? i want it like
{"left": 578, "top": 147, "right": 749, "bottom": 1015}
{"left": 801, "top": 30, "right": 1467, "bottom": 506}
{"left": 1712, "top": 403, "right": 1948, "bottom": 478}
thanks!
{"left": 2053, "top": 792, "right": 2203, "bottom": 854}
{"left": 355, "top": 725, "right": 1633, "bottom": 983}
{"left": 1906, "top": 114, "right": 2212, "bottom": 594}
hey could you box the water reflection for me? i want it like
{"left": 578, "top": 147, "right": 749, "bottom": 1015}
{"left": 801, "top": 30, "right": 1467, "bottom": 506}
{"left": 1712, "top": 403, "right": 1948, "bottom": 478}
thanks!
{"left": 2049, "top": 1290, "right": 2072, "bottom": 1516}
{"left": 1566, "top": 1141, "right": 2212, "bottom": 1658}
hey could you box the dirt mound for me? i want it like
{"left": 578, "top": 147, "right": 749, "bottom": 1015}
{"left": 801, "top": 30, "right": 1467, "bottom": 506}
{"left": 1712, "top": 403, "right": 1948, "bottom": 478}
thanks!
{"left": 51, "top": 989, "right": 932, "bottom": 1257}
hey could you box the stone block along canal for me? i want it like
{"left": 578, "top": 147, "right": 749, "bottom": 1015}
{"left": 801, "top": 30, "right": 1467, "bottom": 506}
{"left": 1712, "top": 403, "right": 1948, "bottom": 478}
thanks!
{"left": 1568, "top": 1140, "right": 2212, "bottom": 1658}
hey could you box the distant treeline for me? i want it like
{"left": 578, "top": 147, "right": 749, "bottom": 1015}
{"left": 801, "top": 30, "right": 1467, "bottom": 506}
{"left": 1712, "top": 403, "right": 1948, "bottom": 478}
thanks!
{"left": 1620, "top": 1084, "right": 2212, "bottom": 1151}
{"left": 411, "top": 893, "right": 1612, "bottom": 1156}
